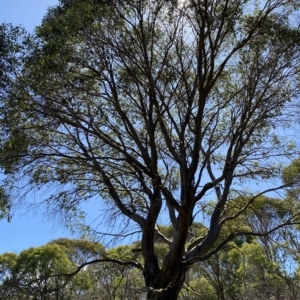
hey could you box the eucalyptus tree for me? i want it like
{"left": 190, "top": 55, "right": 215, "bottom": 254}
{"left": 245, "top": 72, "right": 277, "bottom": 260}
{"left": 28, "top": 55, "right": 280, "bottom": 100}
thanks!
{"left": 1, "top": 0, "right": 300, "bottom": 299}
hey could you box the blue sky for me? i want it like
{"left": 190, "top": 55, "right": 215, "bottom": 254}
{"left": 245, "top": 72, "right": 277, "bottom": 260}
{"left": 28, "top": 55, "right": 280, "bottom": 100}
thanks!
{"left": 0, "top": 0, "right": 77, "bottom": 254}
{"left": 0, "top": 0, "right": 58, "bottom": 32}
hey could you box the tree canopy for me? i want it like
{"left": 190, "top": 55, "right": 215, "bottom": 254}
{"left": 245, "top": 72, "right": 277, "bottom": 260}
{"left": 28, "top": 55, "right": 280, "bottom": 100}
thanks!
{"left": 1, "top": 0, "right": 300, "bottom": 299}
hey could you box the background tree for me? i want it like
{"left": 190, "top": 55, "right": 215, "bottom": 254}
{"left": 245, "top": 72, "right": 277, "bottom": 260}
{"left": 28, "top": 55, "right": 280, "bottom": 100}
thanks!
{"left": 184, "top": 198, "right": 300, "bottom": 300}
{"left": 0, "top": 242, "right": 92, "bottom": 299}
{"left": 1, "top": 231, "right": 300, "bottom": 299}
{"left": 1, "top": 0, "right": 300, "bottom": 299}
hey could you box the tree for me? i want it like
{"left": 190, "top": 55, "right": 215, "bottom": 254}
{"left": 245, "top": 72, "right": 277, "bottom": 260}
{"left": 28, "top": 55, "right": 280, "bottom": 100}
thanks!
{"left": 2, "top": 232, "right": 300, "bottom": 299}
{"left": 0, "top": 23, "right": 20, "bottom": 222}
{"left": 0, "top": 242, "right": 93, "bottom": 299}
{"left": 186, "top": 197, "right": 300, "bottom": 300}
{"left": 1, "top": 0, "right": 300, "bottom": 299}
{"left": 0, "top": 239, "right": 145, "bottom": 300}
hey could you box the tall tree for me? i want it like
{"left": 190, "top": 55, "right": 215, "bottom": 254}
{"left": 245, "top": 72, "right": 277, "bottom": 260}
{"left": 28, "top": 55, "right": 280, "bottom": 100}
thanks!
{"left": 1, "top": 0, "right": 300, "bottom": 299}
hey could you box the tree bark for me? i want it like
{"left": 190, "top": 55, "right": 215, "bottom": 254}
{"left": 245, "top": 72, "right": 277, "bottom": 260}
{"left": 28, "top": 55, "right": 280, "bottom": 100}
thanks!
{"left": 147, "top": 283, "right": 183, "bottom": 300}
{"left": 148, "top": 287, "right": 181, "bottom": 300}
{"left": 146, "top": 266, "right": 186, "bottom": 300}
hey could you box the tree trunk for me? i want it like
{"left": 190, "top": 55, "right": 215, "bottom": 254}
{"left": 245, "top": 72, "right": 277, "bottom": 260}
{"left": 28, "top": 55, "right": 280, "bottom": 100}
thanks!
{"left": 147, "top": 286, "right": 182, "bottom": 300}
{"left": 146, "top": 266, "right": 186, "bottom": 300}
